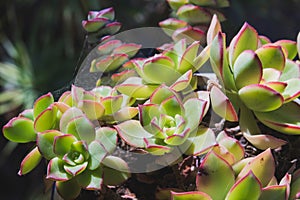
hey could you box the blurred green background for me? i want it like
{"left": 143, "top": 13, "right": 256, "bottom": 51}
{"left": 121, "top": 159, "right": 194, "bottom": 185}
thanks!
{"left": 0, "top": 0, "right": 299, "bottom": 199}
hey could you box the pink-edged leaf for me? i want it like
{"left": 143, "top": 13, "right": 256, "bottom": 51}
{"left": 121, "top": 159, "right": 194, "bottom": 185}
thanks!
{"left": 170, "top": 70, "right": 193, "bottom": 92}
{"left": 232, "top": 157, "right": 254, "bottom": 176}
{"left": 59, "top": 107, "right": 84, "bottom": 133}
{"left": 258, "top": 35, "right": 271, "bottom": 46}
{"left": 254, "top": 101, "right": 300, "bottom": 135}
{"left": 3, "top": 117, "right": 36, "bottom": 143}
{"left": 113, "top": 106, "right": 138, "bottom": 122}
{"left": 95, "top": 7, "right": 115, "bottom": 20}
{"left": 56, "top": 178, "right": 81, "bottom": 200}
{"left": 274, "top": 39, "right": 297, "bottom": 60}
{"left": 280, "top": 60, "right": 300, "bottom": 81}
{"left": 64, "top": 162, "right": 88, "bottom": 176}
{"left": 279, "top": 173, "right": 291, "bottom": 199}
{"left": 33, "top": 92, "right": 54, "bottom": 118}
{"left": 100, "top": 95, "right": 123, "bottom": 115}
{"left": 34, "top": 105, "right": 58, "bottom": 132}
{"left": 98, "top": 21, "right": 122, "bottom": 35}
{"left": 47, "top": 157, "right": 71, "bottom": 181}
{"left": 243, "top": 132, "right": 287, "bottom": 150}
{"left": 206, "top": 14, "right": 221, "bottom": 45}
{"left": 18, "top": 147, "right": 42, "bottom": 175}
{"left": 116, "top": 77, "right": 157, "bottom": 99}
{"left": 77, "top": 166, "right": 103, "bottom": 190}
{"left": 113, "top": 43, "right": 142, "bottom": 57}
{"left": 237, "top": 148, "right": 275, "bottom": 187}
{"left": 150, "top": 84, "right": 177, "bottom": 104}
{"left": 238, "top": 84, "right": 284, "bottom": 112}
{"left": 97, "top": 40, "right": 122, "bottom": 55}
{"left": 193, "top": 45, "right": 210, "bottom": 71}
{"left": 139, "top": 104, "right": 160, "bottom": 128}
{"left": 95, "top": 127, "right": 117, "bottom": 154}
{"left": 226, "top": 171, "right": 262, "bottom": 200}
{"left": 53, "top": 102, "right": 70, "bottom": 113}
{"left": 176, "top": 4, "right": 212, "bottom": 24}
{"left": 211, "top": 144, "right": 235, "bottom": 165}
{"left": 66, "top": 116, "right": 95, "bottom": 144}
{"left": 159, "top": 18, "right": 188, "bottom": 36}
{"left": 143, "top": 55, "right": 178, "bottom": 85}
{"left": 228, "top": 22, "right": 258, "bottom": 66}
{"left": 71, "top": 85, "right": 84, "bottom": 106}
{"left": 18, "top": 109, "right": 34, "bottom": 120}
{"left": 210, "top": 86, "right": 238, "bottom": 121}
{"left": 233, "top": 50, "right": 262, "bottom": 89}
{"left": 185, "top": 128, "right": 216, "bottom": 156}
{"left": 160, "top": 95, "right": 183, "bottom": 117}
{"left": 82, "top": 18, "right": 108, "bottom": 32}
{"left": 263, "top": 81, "right": 287, "bottom": 93}
{"left": 259, "top": 185, "right": 287, "bottom": 200}
{"left": 37, "top": 130, "right": 63, "bottom": 160}
{"left": 78, "top": 100, "right": 104, "bottom": 120}
{"left": 111, "top": 69, "right": 137, "bottom": 83}
{"left": 171, "top": 191, "right": 212, "bottom": 200}
{"left": 262, "top": 68, "right": 281, "bottom": 82}
{"left": 164, "top": 128, "right": 190, "bottom": 146}
{"left": 90, "top": 53, "right": 128, "bottom": 73}
{"left": 196, "top": 150, "right": 235, "bottom": 200}
{"left": 102, "top": 156, "right": 131, "bottom": 185}
{"left": 114, "top": 120, "right": 152, "bottom": 148}
{"left": 166, "top": 0, "right": 189, "bottom": 10}
{"left": 184, "top": 98, "right": 207, "bottom": 130}
{"left": 92, "top": 85, "right": 114, "bottom": 98}
{"left": 88, "top": 140, "right": 107, "bottom": 170}
{"left": 256, "top": 44, "right": 285, "bottom": 71}
{"left": 217, "top": 131, "right": 244, "bottom": 162}
{"left": 58, "top": 91, "right": 73, "bottom": 106}
{"left": 178, "top": 41, "right": 200, "bottom": 73}
{"left": 144, "top": 138, "right": 172, "bottom": 155}
{"left": 53, "top": 134, "right": 77, "bottom": 157}
{"left": 172, "top": 26, "right": 205, "bottom": 44}
{"left": 190, "top": 0, "right": 216, "bottom": 6}
{"left": 298, "top": 32, "right": 300, "bottom": 58}
{"left": 282, "top": 78, "right": 300, "bottom": 102}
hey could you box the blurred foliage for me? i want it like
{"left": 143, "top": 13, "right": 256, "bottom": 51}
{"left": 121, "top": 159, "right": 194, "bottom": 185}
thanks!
{"left": 0, "top": 0, "right": 299, "bottom": 199}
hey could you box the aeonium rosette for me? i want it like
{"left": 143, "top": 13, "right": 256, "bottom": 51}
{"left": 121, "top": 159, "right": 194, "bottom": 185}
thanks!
{"left": 206, "top": 15, "right": 300, "bottom": 149}
{"left": 115, "top": 85, "right": 216, "bottom": 156}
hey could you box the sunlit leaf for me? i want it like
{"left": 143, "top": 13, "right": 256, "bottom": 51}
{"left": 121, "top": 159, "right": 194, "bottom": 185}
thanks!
{"left": 18, "top": 147, "right": 42, "bottom": 175}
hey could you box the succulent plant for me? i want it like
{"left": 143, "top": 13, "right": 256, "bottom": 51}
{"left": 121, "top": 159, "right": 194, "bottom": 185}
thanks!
{"left": 159, "top": 0, "right": 229, "bottom": 43}
{"left": 207, "top": 15, "right": 300, "bottom": 149}
{"left": 170, "top": 132, "right": 300, "bottom": 200}
{"left": 115, "top": 84, "right": 215, "bottom": 156}
{"left": 115, "top": 38, "right": 210, "bottom": 99}
{"left": 2, "top": 85, "right": 132, "bottom": 199}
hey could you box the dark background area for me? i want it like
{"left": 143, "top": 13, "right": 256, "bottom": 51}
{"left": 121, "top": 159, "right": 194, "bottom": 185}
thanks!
{"left": 0, "top": 0, "right": 299, "bottom": 199}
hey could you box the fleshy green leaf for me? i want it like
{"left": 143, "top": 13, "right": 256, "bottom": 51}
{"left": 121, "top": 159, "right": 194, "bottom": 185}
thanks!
{"left": 184, "top": 98, "right": 207, "bottom": 131}
{"left": 82, "top": 18, "right": 108, "bottom": 32}
{"left": 101, "top": 95, "right": 123, "bottom": 115}
{"left": 210, "top": 86, "right": 238, "bottom": 121}
{"left": 167, "top": 0, "right": 189, "bottom": 10}
{"left": 95, "top": 127, "right": 117, "bottom": 154}
{"left": 3, "top": 117, "right": 36, "bottom": 143}
{"left": 196, "top": 150, "right": 235, "bottom": 200}
{"left": 97, "top": 40, "right": 122, "bottom": 55}
{"left": 64, "top": 162, "right": 88, "bottom": 176}
{"left": 56, "top": 178, "right": 81, "bottom": 200}
{"left": 259, "top": 185, "right": 287, "bottom": 200}
{"left": 113, "top": 43, "right": 142, "bottom": 57}
{"left": 237, "top": 148, "right": 275, "bottom": 187}
{"left": 176, "top": 4, "right": 212, "bottom": 24}
{"left": 238, "top": 84, "right": 284, "bottom": 112}
{"left": 33, "top": 92, "right": 54, "bottom": 118}
{"left": 18, "top": 147, "right": 42, "bottom": 175}
{"left": 47, "top": 157, "right": 70, "bottom": 181}
{"left": 254, "top": 101, "right": 300, "bottom": 135}
{"left": 34, "top": 105, "right": 58, "bottom": 132}
{"left": 53, "top": 134, "right": 77, "bottom": 157}
{"left": 88, "top": 140, "right": 107, "bottom": 170}
{"left": 290, "top": 169, "right": 300, "bottom": 200}
{"left": 274, "top": 40, "right": 297, "bottom": 60}
{"left": 172, "top": 27, "right": 205, "bottom": 44}
{"left": 256, "top": 44, "right": 285, "bottom": 71}
{"left": 78, "top": 100, "right": 104, "bottom": 120}
{"left": 171, "top": 191, "right": 212, "bottom": 200}
{"left": 66, "top": 116, "right": 95, "bottom": 144}
{"left": 243, "top": 132, "right": 287, "bottom": 150}
{"left": 233, "top": 50, "right": 262, "bottom": 89}
{"left": 178, "top": 41, "right": 200, "bottom": 73}
{"left": 116, "top": 77, "right": 157, "bottom": 99}
{"left": 226, "top": 171, "right": 262, "bottom": 200}
{"left": 159, "top": 18, "right": 188, "bottom": 36}
{"left": 77, "top": 166, "right": 103, "bottom": 190}
{"left": 60, "top": 107, "right": 84, "bottom": 133}
{"left": 228, "top": 23, "right": 258, "bottom": 66}
{"left": 113, "top": 106, "right": 139, "bottom": 122}
{"left": 90, "top": 54, "right": 128, "bottom": 73}
{"left": 102, "top": 156, "right": 131, "bottom": 185}
{"left": 37, "top": 130, "right": 63, "bottom": 160}
{"left": 281, "top": 78, "right": 300, "bottom": 102}
{"left": 115, "top": 120, "right": 152, "bottom": 147}
{"left": 279, "top": 59, "right": 300, "bottom": 81}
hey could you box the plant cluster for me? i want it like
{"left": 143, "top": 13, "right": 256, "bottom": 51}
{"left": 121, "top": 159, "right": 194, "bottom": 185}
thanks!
{"left": 2, "top": 4, "right": 300, "bottom": 200}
